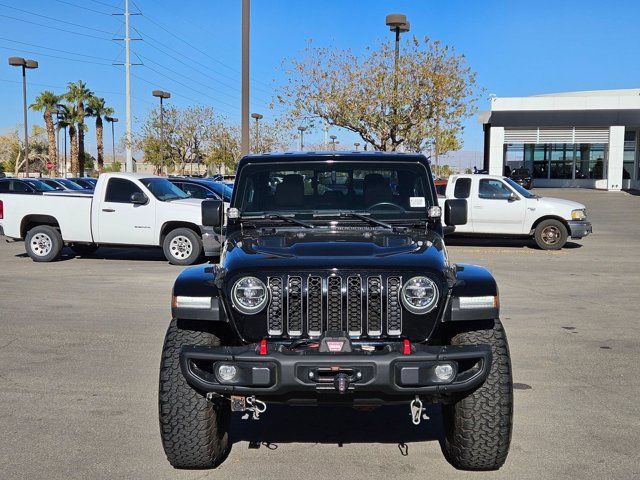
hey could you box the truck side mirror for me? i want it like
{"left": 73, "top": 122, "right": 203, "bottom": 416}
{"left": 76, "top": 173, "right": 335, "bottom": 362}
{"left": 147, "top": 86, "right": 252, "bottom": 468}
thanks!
{"left": 508, "top": 192, "right": 519, "bottom": 202}
{"left": 444, "top": 199, "right": 467, "bottom": 226}
{"left": 202, "top": 199, "right": 222, "bottom": 227}
{"left": 130, "top": 192, "right": 148, "bottom": 205}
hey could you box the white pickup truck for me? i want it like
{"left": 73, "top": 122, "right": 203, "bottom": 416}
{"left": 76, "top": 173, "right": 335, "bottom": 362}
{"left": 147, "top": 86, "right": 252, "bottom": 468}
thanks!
{"left": 443, "top": 174, "right": 592, "bottom": 250}
{"left": 0, "top": 173, "right": 221, "bottom": 264}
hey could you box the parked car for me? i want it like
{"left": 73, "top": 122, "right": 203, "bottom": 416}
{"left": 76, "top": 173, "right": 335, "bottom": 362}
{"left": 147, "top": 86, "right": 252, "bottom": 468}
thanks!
{"left": 0, "top": 178, "right": 58, "bottom": 194}
{"left": 510, "top": 168, "right": 532, "bottom": 189}
{"left": 159, "top": 152, "right": 512, "bottom": 472}
{"left": 41, "top": 178, "right": 93, "bottom": 192}
{"left": 167, "top": 177, "right": 231, "bottom": 203}
{"left": 0, "top": 173, "right": 222, "bottom": 265}
{"left": 443, "top": 174, "right": 592, "bottom": 249}
{"left": 68, "top": 177, "right": 97, "bottom": 189}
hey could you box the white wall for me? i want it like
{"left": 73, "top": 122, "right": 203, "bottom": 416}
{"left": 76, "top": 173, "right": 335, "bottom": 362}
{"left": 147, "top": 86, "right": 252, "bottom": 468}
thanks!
{"left": 607, "top": 126, "right": 625, "bottom": 191}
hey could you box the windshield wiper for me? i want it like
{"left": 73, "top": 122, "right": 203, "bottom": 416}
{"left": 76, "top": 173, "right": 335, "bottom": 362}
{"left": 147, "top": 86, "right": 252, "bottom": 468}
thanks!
{"left": 241, "top": 213, "right": 315, "bottom": 229}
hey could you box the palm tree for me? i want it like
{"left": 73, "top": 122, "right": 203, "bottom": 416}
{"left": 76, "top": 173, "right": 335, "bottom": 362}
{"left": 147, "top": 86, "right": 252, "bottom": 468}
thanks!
{"left": 65, "top": 81, "right": 93, "bottom": 176}
{"left": 58, "top": 105, "right": 83, "bottom": 176}
{"left": 29, "top": 91, "right": 60, "bottom": 171}
{"left": 87, "top": 96, "right": 114, "bottom": 173}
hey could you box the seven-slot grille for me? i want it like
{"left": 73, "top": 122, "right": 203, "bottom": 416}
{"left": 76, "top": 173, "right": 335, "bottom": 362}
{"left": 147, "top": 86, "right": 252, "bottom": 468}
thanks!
{"left": 267, "top": 275, "right": 403, "bottom": 338}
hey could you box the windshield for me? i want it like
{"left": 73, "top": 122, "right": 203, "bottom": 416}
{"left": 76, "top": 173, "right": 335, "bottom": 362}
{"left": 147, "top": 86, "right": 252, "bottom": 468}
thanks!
{"left": 504, "top": 177, "right": 536, "bottom": 198}
{"left": 24, "top": 179, "right": 55, "bottom": 191}
{"left": 235, "top": 161, "right": 435, "bottom": 222}
{"left": 57, "top": 179, "right": 84, "bottom": 190}
{"left": 141, "top": 178, "right": 189, "bottom": 201}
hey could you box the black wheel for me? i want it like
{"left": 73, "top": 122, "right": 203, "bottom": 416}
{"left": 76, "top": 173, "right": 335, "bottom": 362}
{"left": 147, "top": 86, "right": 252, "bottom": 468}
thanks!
{"left": 24, "top": 225, "right": 63, "bottom": 262}
{"left": 70, "top": 243, "right": 99, "bottom": 256}
{"left": 162, "top": 228, "right": 202, "bottom": 266}
{"left": 159, "top": 319, "right": 231, "bottom": 469}
{"left": 440, "top": 319, "right": 513, "bottom": 471}
{"left": 534, "top": 219, "right": 568, "bottom": 250}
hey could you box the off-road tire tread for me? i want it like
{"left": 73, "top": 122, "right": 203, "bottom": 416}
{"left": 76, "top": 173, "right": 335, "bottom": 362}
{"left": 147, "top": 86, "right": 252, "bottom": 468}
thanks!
{"left": 159, "top": 319, "right": 230, "bottom": 469}
{"left": 441, "top": 319, "right": 513, "bottom": 471}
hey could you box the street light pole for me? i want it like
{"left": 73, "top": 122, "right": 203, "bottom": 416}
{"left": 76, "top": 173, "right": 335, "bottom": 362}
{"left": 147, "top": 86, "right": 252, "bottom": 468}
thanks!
{"left": 385, "top": 14, "right": 410, "bottom": 98}
{"left": 9, "top": 57, "right": 38, "bottom": 177}
{"left": 241, "top": 0, "right": 250, "bottom": 156}
{"left": 330, "top": 134, "right": 337, "bottom": 151}
{"left": 297, "top": 126, "right": 307, "bottom": 151}
{"left": 152, "top": 90, "right": 170, "bottom": 174}
{"left": 354, "top": 142, "right": 360, "bottom": 151}
{"left": 251, "top": 112, "right": 263, "bottom": 153}
{"left": 105, "top": 116, "right": 119, "bottom": 168}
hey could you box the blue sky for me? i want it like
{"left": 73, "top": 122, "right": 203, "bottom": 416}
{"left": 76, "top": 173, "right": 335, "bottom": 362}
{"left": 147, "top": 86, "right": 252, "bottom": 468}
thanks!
{"left": 1, "top": 0, "right": 639, "bottom": 157}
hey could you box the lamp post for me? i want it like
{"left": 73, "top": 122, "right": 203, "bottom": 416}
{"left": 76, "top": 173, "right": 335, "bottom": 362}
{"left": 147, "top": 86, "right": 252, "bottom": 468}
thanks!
{"left": 240, "top": 0, "right": 250, "bottom": 156}
{"left": 8, "top": 57, "right": 38, "bottom": 177}
{"left": 251, "top": 112, "right": 263, "bottom": 153}
{"left": 354, "top": 142, "right": 361, "bottom": 151}
{"left": 330, "top": 134, "right": 337, "bottom": 150}
{"left": 297, "top": 126, "right": 307, "bottom": 151}
{"left": 105, "top": 116, "right": 119, "bottom": 168}
{"left": 385, "top": 14, "right": 409, "bottom": 98}
{"left": 152, "top": 90, "right": 170, "bottom": 174}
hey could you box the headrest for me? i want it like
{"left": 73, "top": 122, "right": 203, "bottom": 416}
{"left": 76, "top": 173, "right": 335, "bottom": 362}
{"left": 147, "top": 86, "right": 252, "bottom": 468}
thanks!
{"left": 274, "top": 174, "right": 304, "bottom": 207}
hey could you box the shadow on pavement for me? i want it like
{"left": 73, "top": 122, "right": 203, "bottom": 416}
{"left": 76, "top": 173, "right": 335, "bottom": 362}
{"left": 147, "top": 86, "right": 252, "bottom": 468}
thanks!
{"left": 230, "top": 404, "right": 443, "bottom": 446}
{"left": 15, "top": 247, "right": 210, "bottom": 264}
{"left": 445, "top": 236, "right": 582, "bottom": 249}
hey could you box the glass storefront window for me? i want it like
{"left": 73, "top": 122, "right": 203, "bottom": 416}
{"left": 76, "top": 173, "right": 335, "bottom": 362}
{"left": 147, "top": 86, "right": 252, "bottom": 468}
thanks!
{"left": 623, "top": 131, "right": 635, "bottom": 180}
{"left": 532, "top": 145, "right": 548, "bottom": 179}
{"left": 549, "top": 144, "right": 573, "bottom": 179}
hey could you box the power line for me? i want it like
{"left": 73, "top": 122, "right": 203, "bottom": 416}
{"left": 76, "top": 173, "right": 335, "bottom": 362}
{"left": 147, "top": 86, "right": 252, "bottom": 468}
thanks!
{"left": 0, "top": 3, "right": 116, "bottom": 35}
{"left": 51, "top": 0, "right": 114, "bottom": 16}
{"left": 0, "top": 37, "right": 115, "bottom": 61}
{"left": 87, "top": 0, "right": 123, "bottom": 10}
{"left": 0, "top": 45, "right": 113, "bottom": 65}
{"left": 0, "top": 14, "right": 113, "bottom": 41}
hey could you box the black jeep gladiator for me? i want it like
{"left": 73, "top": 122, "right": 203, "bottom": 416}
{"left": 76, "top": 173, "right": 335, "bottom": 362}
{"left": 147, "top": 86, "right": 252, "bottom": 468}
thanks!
{"left": 159, "top": 152, "right": 513, "bottom": 471}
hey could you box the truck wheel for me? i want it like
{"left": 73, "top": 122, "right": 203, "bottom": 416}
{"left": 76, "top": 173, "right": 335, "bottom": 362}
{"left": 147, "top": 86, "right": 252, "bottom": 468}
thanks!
{"left": 159, "top": 319, "right": 231, "bottom": 469}
{"left": 25, "top": 225, "right": 63, "bottom": 262}
{"left": 440, "top": 319, "right": 513, "bottom": 471}
{"left": 163, "top": 228, "right": 202, "bottom": 266}
{"left": 534, "top": 219, "right": 567, "bottom": 250}
{"left": 70, "top": 243, "right": 99, "bottom": 256}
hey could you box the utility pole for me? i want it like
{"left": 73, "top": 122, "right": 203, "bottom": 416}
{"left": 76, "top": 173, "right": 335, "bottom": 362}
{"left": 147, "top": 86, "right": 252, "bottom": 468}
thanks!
{"left": 240, "top": 0, "right": 250, "bottom": 156}
{"left": 324, "top": 122, "right": 329, "bottom": 150}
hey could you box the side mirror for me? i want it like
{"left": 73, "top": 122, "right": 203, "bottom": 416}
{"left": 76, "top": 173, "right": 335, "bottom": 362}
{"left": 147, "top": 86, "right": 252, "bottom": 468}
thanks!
{"left": 508, "top": 192, "right": 519, "bottom": 202}
{"left": 444, "top": 199, "right": 467, "bottom": 226}
{"left": 130, "top": 192, "right": 148, "bottom": 205}
{"left": 202, "top": 199, "right": 222, "bottom": 227}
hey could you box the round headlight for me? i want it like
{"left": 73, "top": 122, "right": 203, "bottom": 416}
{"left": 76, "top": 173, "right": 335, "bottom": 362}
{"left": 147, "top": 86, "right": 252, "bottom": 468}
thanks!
{"left": 231, "top": 276, "right": 268, "bottom": 314}
{"left": 401, "top": 276, "right": 439, "bottom": 314}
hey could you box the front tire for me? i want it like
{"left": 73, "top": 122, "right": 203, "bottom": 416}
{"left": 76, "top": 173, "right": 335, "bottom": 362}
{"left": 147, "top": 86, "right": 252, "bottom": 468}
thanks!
{"left": 159, "top": 319, "right": 231, "bottom": 469}
{"left": 440, "top": 319, "right": 513, "bottom": 471}
{"left": 162, "top": 228, "right": 202, "bottom": 266}
{"left": 534, "top": 219, "right": 568, "bottom": 250}
{"left": 25, "top": 225, "right": 63, "bottom": 262}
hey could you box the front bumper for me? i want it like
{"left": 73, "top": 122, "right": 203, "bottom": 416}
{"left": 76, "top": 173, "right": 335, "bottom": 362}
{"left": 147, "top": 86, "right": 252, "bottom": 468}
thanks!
{"left": 568, "top": 220, "right": 593, "bottom": 239}
{"left": 180, "top": 342, "right": 491, "bottom": 402}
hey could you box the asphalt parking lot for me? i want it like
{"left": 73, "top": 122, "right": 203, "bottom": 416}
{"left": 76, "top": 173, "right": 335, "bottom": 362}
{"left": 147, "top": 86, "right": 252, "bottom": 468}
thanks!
{"left": 1, "top": 188, "right": 639, "bottom": 480}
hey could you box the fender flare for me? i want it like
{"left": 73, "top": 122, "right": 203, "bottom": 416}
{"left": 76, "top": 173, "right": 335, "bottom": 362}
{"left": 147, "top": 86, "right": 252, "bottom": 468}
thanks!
{"left": 446, "top": 263, "right": 499, "bottom": 321}
{"left": 171, "top": 264, "right": 227, "bottom": 322}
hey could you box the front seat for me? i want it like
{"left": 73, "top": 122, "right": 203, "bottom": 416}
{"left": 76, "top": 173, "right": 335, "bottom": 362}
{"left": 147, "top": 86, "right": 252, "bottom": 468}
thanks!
{"left": 274, "top": 174, "right": 305, "bottom": 208}
{"left": 363, "top": 173, "right": 393, "bottom": 207}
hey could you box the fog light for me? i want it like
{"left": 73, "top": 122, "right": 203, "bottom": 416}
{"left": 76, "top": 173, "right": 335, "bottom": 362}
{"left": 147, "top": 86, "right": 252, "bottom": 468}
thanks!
{"left": 434, "top": 363, "right": 455, "bottom": 382}
{"left": 217, "top": 364, "right": 237, "bottom": 382}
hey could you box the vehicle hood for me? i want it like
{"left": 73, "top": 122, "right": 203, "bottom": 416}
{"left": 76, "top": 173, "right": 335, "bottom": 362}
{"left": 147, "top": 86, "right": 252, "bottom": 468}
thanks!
{"left": 534, "top": 196, "right": 585, "bottom": 212}
{"left": 220, "top": 228, "right": 447, "bottom": 276}
{"left": 171, "top": 197, "right": 205, "bottom": 207}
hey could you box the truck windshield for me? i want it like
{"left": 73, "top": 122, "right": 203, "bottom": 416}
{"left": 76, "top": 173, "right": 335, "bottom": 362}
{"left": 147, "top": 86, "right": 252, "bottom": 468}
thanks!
{"left": 504, "top": 177, "right": 537, "bottom": 199}
{"left": 141, "top": 178, "right": 189, "bottom": 202}
{"left": 234, "top": 161, "right": 435, "bottom": 222}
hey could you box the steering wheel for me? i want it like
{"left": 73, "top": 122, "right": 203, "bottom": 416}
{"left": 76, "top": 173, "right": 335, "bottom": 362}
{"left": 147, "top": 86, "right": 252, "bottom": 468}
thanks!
{"left": 367, "top": 202, "right": 406, "bottom": 213}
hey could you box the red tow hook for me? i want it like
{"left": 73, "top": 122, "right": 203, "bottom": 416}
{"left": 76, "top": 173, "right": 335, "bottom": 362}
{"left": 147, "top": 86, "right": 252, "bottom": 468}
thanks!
{"left": 259, "top": 339, "right": 267, "bottom": 355}
{"left": 402, "top": 339, "right": 411, "bottom": 355}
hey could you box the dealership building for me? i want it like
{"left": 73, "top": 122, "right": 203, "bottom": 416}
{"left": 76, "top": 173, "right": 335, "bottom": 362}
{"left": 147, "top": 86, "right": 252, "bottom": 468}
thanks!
{"left": 480, "top": 89, "right": 640, "bottom": 190}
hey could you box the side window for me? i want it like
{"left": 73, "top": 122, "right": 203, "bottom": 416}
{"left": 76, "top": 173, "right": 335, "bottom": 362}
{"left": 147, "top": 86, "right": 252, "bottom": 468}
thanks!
{"left": 453, "top": 178, "right": 471, "bottom": 199}
{"left": 478, "top": 179, "right": 513, "bottom": 200}
{"left": 0, "top": 181, "right": 9, "bottom": 193}
{"left": 104, "top": 178, "right": 143, "bottom": 203}
{"left": 182, "top": 183, "right": 210, "bottom": 199}
{"left": 11, "top": 181, "right": 32, "bottom": 193}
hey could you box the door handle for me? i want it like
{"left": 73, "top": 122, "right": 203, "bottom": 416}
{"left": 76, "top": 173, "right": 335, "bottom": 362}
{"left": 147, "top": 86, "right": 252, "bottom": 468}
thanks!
{"left": 102, "top": 208, "right": 115, "bottom": 213}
